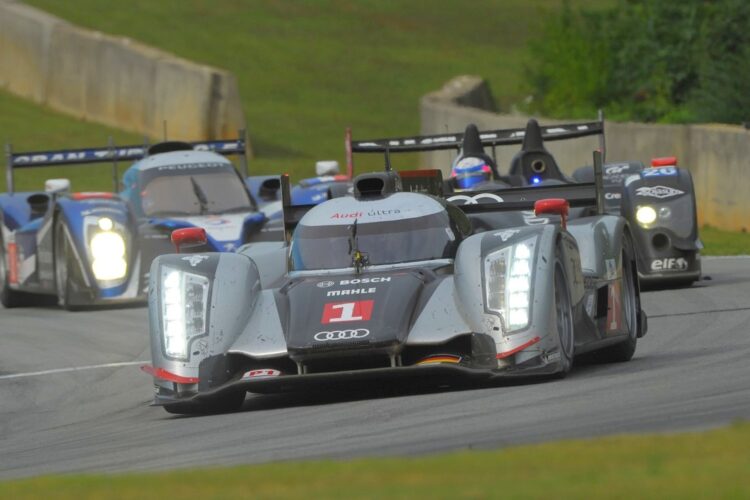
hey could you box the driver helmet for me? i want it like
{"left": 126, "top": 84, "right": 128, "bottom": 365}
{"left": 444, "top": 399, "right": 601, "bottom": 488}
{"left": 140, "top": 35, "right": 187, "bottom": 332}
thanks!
{"left": 451, "top": 156, "right": 492, "bottom": 190}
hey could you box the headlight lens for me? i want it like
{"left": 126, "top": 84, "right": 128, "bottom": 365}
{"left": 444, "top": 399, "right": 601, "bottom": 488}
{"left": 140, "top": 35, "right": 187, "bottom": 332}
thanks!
{"left": 484, "top": 237, "right": 536, "bottom": 332}
{"left": 90, "top": 230, "right": 127, "bottom": 281}
{"left": 161, "top": 267, "right": 210, "bottom": 361}
{"left": 636, "top": 206, "right": 657, "bottom": 226}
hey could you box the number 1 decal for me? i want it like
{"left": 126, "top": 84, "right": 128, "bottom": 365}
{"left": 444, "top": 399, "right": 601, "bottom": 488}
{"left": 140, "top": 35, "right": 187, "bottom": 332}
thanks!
{"left": 321, "top": 300, "right": 374, "bottom": 324}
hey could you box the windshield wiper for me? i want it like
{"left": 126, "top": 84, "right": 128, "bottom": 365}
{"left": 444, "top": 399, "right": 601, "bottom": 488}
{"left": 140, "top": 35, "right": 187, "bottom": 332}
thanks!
{"left": 190, "top": 176, "right": 209, "bottom": 215}
{"left": 348, "top": 219, "right": 369, "bottom": 274}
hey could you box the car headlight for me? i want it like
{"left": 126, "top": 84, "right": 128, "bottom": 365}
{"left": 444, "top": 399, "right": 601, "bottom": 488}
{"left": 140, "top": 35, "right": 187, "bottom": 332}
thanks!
{"left": 89, "top": 219, "right": 127, "bottom": 281}
{"left": 635, "top": 206, "right": 657, "bottom": 226}
{"left": 484, "top": 237, "right": 536, "bottom": 332}
{"left": 161, "top": 267, "right": 210, "bottom": 361}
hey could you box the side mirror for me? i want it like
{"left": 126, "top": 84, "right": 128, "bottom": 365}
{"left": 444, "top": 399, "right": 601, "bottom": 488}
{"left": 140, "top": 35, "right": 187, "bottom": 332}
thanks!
{"left": 315, "top": 160, "right": 340, "bottom": 176}
{"left": 45, "top": 178, "right": 71, "bottom": 194}
{"left": 259, "top": 177, "right": 281, "bottom": 201}
{"left": 171, "top": 227, "right": 207, "bottom": 253}
{"left": 534, "top": 198, "right": 570, "bottom": 229}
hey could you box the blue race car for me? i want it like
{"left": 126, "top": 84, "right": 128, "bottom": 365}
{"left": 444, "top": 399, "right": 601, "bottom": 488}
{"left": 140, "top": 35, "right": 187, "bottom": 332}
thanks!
{"left": 1, "top": 137, "right": 267, "bottom": 309}
{"left": 246, "top": 160, "right": 352, "bottom": 242}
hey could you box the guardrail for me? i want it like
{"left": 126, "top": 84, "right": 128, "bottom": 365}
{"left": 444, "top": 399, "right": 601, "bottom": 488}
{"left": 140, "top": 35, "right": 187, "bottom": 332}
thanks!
{"left": 0, "top": 0, "right": 247, "bottom": 145}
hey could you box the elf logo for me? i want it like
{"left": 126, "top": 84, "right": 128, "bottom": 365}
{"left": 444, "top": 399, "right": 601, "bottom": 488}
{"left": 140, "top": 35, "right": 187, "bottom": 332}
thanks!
{"left": 651, "top": 257, "right": 688, "bottom": 271}
{"left": 321, "top": 300, "right": 374, "bottom": 324}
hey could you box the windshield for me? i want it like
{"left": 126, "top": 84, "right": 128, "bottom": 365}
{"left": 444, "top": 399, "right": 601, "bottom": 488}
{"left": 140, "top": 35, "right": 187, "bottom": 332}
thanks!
{"left": 140, "top": 167, "right": 253, "bottom": 217}
{"left": 290, "top": 211, "right": 457, "bottom": 271}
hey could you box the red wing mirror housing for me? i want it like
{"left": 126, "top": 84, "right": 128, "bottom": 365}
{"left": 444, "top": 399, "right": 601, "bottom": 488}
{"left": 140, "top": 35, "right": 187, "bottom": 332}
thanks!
{"left": 534, "top": 198, "right": 570, "bottom": 229}
{"left": 651, "top": 156, "right": 678, "bottom": 167}
{"left": 171, "top": 227, "right": 207, "bottom": 253}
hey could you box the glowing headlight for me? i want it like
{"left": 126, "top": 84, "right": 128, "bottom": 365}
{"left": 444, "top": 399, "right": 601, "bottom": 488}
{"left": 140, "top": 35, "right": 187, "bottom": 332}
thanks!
{"left": 90, "top": 231, "right": 127, "bottom": 281}
{"left": 161, "top": 267, "right": 210, "bottom": 361}
{"left": 484, "top": 237, "right": 536, "bottom": 332}
{"left": 636, "top": 206, "right": 657, "bottom": 226}
{"left": 97, "top": 217, "right": 114, "bottom": 231}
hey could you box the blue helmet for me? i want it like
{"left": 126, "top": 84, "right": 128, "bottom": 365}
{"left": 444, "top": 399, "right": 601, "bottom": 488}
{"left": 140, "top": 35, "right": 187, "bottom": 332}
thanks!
{"left": 451, "top": 156, "right": 492, "bottom": 190}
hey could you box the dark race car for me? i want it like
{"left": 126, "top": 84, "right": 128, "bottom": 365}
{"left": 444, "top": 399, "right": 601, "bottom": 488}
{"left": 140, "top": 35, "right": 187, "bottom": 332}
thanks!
{"left": 571, "top": 157, "right": 701, "bottom": 286}
{"left": 358, "top": 114, "right": 701, "bottom": 287}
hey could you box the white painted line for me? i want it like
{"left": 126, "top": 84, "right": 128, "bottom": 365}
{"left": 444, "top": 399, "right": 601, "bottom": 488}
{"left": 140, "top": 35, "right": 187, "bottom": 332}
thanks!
{"left": 0, "top": 360, "right": 148, "bottom": 381}
{"left": 703, "top": 255, "right": 750, "bottom": 260}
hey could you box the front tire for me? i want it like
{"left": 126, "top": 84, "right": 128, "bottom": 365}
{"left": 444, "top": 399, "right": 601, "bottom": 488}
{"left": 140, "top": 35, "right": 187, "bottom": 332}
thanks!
{"left": 553, "top": 254, "right": 575, "bottom": 377}
{"left": 54, "top": 219, "right": 76, "bottom": 310}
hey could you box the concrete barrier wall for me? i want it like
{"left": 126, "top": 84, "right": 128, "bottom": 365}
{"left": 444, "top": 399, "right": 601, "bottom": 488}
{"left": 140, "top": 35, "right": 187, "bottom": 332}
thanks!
{"left": 0, "top": 0, "right": 247, "bottom": 145}
{"left": 421, "top": 77, "right": 750, "bottom": 232}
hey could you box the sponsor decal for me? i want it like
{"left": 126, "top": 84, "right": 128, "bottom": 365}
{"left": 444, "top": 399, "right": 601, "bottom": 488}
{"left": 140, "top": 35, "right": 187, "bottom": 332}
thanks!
{"left": 642, "top": 167, "right": 678, "bottom": 177}
{"left": 635, "top": 185, "right": 685, "bottom": 199}
{"left": 607, "top": 280, "right": 623, "bottom": 333}
{"left": 605, "top": 192, "right": 622, "bottom": 200}
{"left": 522, "top": 210, "right": 549, "bottom": 225}
{"left": 321, "top": 300, "right": 374, "bottom": 324}
{"left": 605, "top": 258, "right": 618, "bottom": 280}
{"left": 447, "top": 193, "right": 504, "bottom": 205}
{"left": 494, "top": 229, "right": 520, "bottom": 242}
{"left": 316, "top": 280, "right": 335, "bottom": 288}
{"left": 605, "top": 164, "right": 630, "bottom": 175}
{"left": 326, "top": 287, "right": 376, "bottom": 297}
{"left": 314, "top": 329, "right": 370, "bottom": 342}
{"left": 330, "top": 211, "right": 362, "bottom": 219}
{"left": 7, "top": 242, "right": 18, "bottom": 285}
{"left": 339, "top": 277, "right": 390, "bottom": 285}
{"left": 202, "top": 217, "right": 231, "bottom": 226}
{"left": 330, "top": 209, "right": 402, "bottom": 219}
{"left": 585, "top": 293, "right": 595, "bottom": 318}
{"left": 242, "top": 369, "right": 281, "bottom": 379}
{"left": 415, "top": 354, "right": 461, "bottom": 365}
{"left": 12, "top": 147, "right": 145, "bottom": 166}
{"left": 155, "top": 162, "right": 227, "bottom": 171}
{"left": 651, "top": 257, "right": 688, "bottom": 271}
{"left": 223, "top": 242, "right": 237, "bottom": 251}
{"left": 182, "top": 255, "right": 209, "bottom": 267}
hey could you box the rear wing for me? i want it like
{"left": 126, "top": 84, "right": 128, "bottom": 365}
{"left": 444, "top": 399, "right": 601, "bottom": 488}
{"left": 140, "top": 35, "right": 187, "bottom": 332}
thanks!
{"left": 4, "top": 131, "right": 249, "bottom": 194}
{"left": 348, "top": 111, "right": 606, "bottom": 169}
{"left": 403, "top": 150, "right": 607, "bottom": 215}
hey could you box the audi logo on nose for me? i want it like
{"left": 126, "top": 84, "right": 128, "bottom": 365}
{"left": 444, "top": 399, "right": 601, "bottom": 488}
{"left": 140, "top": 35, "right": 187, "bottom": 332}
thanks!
{"left": 314, "top": 329, "right": 370, "bottom": 341}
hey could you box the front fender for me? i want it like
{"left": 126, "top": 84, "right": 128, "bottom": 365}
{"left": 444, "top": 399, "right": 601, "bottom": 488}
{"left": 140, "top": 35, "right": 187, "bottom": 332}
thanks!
{"left": 148, "top": 252, "right": 261, "bottom": 384}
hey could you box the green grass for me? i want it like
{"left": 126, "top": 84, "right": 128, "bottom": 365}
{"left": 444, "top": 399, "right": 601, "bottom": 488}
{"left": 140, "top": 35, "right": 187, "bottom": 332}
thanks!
{"left": 2, "top": 0, "right": 612, "bottom": 192}
{"left": 701, "top": 226, "right": 750, "bottom": 256}
{"left": 1, "top": 422, "right": 748, "bottom": 499}
{"left": 0, "top": 91, "right": 142, "bottom": 192}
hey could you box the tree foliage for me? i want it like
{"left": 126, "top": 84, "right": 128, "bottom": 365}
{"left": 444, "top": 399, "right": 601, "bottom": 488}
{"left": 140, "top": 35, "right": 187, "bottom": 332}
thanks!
{"left": 525, "top": 0, "right": 750, "bottom": 123}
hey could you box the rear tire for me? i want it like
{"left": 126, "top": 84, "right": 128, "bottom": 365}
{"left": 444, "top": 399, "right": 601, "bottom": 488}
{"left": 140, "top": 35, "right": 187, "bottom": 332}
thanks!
{"left": 553, "top": 253, "right": 575, "bottom": 378}
{"left": 163, "top": 391, "right": 246, "bottom": 416}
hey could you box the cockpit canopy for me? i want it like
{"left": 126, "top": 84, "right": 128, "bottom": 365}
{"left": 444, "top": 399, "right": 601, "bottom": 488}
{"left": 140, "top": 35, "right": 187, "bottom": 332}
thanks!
{"left": 290, "top": 192, "right": 468, "bottom": 271}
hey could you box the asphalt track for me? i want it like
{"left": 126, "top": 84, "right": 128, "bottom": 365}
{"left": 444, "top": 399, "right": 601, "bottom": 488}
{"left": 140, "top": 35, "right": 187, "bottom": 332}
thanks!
{"left": 1, "top": 257, "right": 749, "bottom": 479}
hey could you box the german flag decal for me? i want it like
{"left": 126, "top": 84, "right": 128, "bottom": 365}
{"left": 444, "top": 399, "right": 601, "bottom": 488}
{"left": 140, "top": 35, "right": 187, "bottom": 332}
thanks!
{"left": 415, "top": 354, "right": 462, "bottom": 366}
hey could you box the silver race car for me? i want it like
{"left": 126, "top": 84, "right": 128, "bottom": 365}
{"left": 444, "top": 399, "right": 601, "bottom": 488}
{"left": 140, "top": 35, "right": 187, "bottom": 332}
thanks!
{"left": 143, "top": 131, "right": 647, "bottom": 414}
